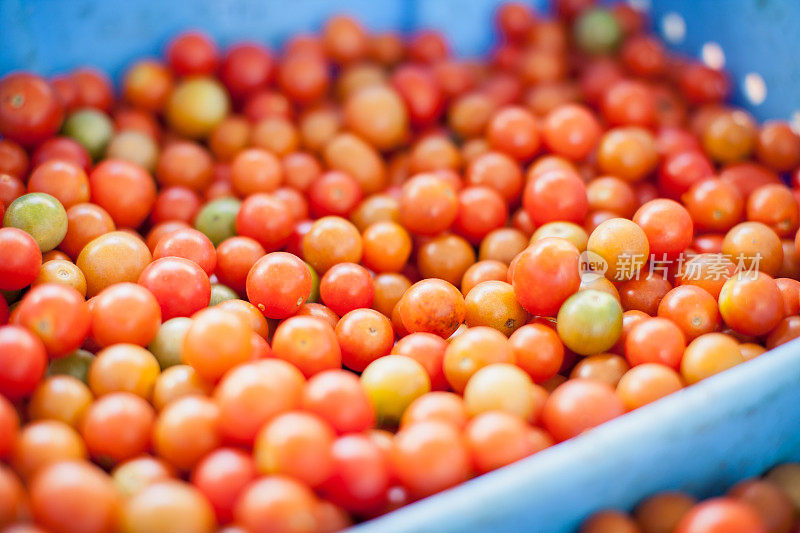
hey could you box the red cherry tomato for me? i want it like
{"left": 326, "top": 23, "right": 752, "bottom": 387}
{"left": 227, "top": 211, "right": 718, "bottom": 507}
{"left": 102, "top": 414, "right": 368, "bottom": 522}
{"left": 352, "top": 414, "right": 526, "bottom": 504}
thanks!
{"left": 320, "top": 262, "right": 375, "bottom": 316}
{"left": 0, "top": 73, "right": 64, "bottom": 146}
{"left": 0, "top": 325, "right": 47, "bottom": 399}
{"left": 541, "top": 379, "right": 625, "bottom": 442}
{"left": 166, "top": 31, "right": 220, "bottom": 76}
{"left": 192, "top": 448, "right": 257, "bottom": 524}
{"left": 219, "top": 44, "right": 275, "bottom": 100}
{"left": 0, "top": 228, "right": 42, "bottom": 291}
{"left": 138, "top": 257, "right": 211, "bottom": 320}
{"left": 512, "top": 237, "right": 580, "bottom": 316}
{"left": 14, "top": 283, "right": 91, "bottom": 357}
{"left": 246, "top": 252, "right": 312, "bottom": 319}
{"left": 523, "top": 169, "right": 589, "bottom": 226}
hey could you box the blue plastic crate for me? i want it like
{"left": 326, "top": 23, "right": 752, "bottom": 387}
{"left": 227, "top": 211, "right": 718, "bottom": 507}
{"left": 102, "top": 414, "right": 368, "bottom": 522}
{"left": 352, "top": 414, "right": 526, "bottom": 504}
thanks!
{"left": 2, "top": 1, "right": 800, "bottom": 532}
{"left": 1, "top": 0, "right": 799, "bottom": 120}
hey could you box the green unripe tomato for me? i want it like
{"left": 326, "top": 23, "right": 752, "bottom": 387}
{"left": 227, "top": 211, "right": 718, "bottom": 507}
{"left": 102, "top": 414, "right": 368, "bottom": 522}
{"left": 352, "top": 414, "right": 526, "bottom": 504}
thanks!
{"left": 194, "top": 197, "right": 241, "bottom": 247}
{"left": 557, "top": 289, "right": 623, "bottom": 355}
{"left": 61, "top": 108, "right": 114, "bottom": 160}
{"left": 4, "top": 192, "right": 68, "bottom": 251}
{"left": 574, "top": 8, "right": 622, "bottom": 55}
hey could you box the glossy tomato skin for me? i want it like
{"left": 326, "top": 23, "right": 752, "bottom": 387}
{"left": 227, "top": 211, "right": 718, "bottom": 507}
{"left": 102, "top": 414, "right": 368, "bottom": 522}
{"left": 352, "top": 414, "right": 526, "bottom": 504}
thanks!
{"left": 166, "top": 31, "right": 220, "bottom": 76}
{"left": 32, "top": 136, "right": 92, "bottom": 172}
{"left": 153, "top": 228, "right": 217, "bottom": 276}
{"left": 302, "top": 369, "right": 375, "bottom": 433}
{"left": 0, "top": 396, "right": 19, "bottom": 459}
{"left": 80, "top": 392, "right": 155, "bottom": 463}
{"left": 0, "top": 227, "right": 42, "bottom": 290}
{"left": 624, "top": 317, "right": 686, "bottom": 370}
{"left": 0, "top": 73, "right": 64, "bottom": 146}
{"left": 71, "top": 68, "right": 114, "bottom": 111}
{"left": 14, "top": 283, "right": 91, "bottom": 357}
{"left": 541, "top": 379, "right": 625, "bottom": 442}
{"left": 254, "top": 412, "right": 335, "bottom": 490}
{"left": 390, "top": 65, "right": 445, "bottom": 128}
{"left": 28, "top": 460, "right": 121, "bottom": 533}
{"left": 319, "top": 434, "right": 390, "bottom": 514}
{"left": 233, "top": 475, "right": 318, "bottom": 533}
{"left": 391, "top": 332, "right": 448, "bottom": 390}
{"left": 336, "top": 309, "right": 394, "bottom": 372}
{"left": 320, "top": 262, "right": 375, "bottom": 316}
{"left": 718, "top": 272, "right": 783, "bottom": 337}
{"left": 675, "top": 497, "right": 766, "bottom": 533}
{"left": 138, "top": 257, "right": 211, "bottom": 320}
{"left": 523, "top": 169, "right": 589, "bottom": 226}
{"left": 634, "top": 199, "right": 694, "bottom": 258}
{"left": 150, "top": 186, "right": 202, "bottom": 226}
{"left": 223, "top": 44, "right": 276, "bottom": 98}
{"left": 89, "top": 160, "right": 157, "bottom": 229}
{"left": 512, "top": 237, "right": 580, "bottom": 316}
{"left": 235, "top": 193, "right": 294, "bottom": 252}
{"left": 246, "top": 252, "right": 312, "bottom": 319}
{"left": 272, "top": 316, "right": 342, "bottom": 378}
{"left": 389, "top": 420, "right": 470, "bottom": 498}
{"left": 213, "top": 239, "right": 263, "bottom": 300}
{"left": 122, "top": 480, "right": 215, "bottom": 533}
{"left": 90, "top": 282, "right": 161, "bottom": 347}
{"left": 0, "top": 325, "right": 48, "bottom": 399}
{"left": 0, "top": 138, "right": 30, "bottom": 177}
{"left": 443, "top": 327, "right": 514, "bottom": 393}
{"left": 509, "top": 324, "right": 565, "bottom": 383}
{"left": 213, "top": 359, "right": 305, "bottom": 445}
{"left": 397, "top": 279, "right": 466, "bottom": 338}
{"left": 191, "top": 448, "right": 257, "bottom": 524}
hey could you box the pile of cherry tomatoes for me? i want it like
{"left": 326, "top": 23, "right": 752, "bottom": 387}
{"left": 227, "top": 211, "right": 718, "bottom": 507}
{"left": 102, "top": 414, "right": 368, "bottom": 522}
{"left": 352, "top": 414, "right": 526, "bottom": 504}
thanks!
{"left": 582, "top": 461, "right": 800, "bottom": 533}
{"left": 1, "top": 0, "right": 799, "bottom": 531}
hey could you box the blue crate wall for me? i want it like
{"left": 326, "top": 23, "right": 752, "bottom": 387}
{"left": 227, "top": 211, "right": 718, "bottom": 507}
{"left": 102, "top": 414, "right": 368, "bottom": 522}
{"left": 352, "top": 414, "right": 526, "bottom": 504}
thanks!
{"left": 353, "top": 338, "right": 800, "bottom": 533}
{"left": 1, "top": 0, "right": 798, "bottom": 120}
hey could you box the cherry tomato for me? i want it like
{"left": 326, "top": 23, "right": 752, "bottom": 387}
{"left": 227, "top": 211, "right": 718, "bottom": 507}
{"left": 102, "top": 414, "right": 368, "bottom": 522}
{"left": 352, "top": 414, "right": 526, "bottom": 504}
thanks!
{"left": 390, "top": 420, "right": 470, "bottom": 498}
{"left": 0, "top": 227, "right": 42, "bottom": 290}
{"left": 319, "top": 434, "right": 390, "bottom": 513}
{"left": 676, "top": 497, "right": 766, "bottom": 533}
{"left": 139, "top": 257, "right": 211, "bottom": 320}
{"left": 213, "top": 359, "right": 305, "bottom": 445}
{"left": 192, "top": 448, "right": 257, "bottom": 524}
{"left": 541, "top": 379, "right": 624, "bottom": 442}
{"left": 81, "top": 392, "right": 155, "bottom": 463}
{"left": 320, "top": 262, "right": 375, "bottom": 316}
{"left": 234, "top": 476, "right": 319, "bottom": 533}
{"left": 0, "top": 324, "right": 47, "bottom": 399}
{"left": 0, "top": 73, "right": 64, "bottom": 146}
{"left": 272, "top": 316, "right": 342, "bottom": 378}
{"left": 246, "top": 252, "right": 312, "bottom": 319}
{"left": 397, "top": 279, "right": 465, "bottom": 338}
{"left": 122, "top": 480, "right": 214, "bottom": 533}
{"left": 91, "top": 282, "right": 161, "bottom": 347}
{"left": 219, "top": 43, "right": 275, "bottom": 100}
{"left": 182, "top": 308, "right": 253, "bottom": 382}
{"left": 29, "top": 461, "right": 120, "bottom": 533}
{"left": 254, "top": 411, "right": 336, "bottom": 487}
{"left": 512, "top": 237, "right": 580, "bottom": 316}
{"left": 625, "top": 317, "right": 686, "bottom": 370}
{"left": 302, "top": 369, "right": 375, "bottom": 434}
{"left": 235, "top": 193, "right": 294, "bottom": 252}
{"left": 523, "top": 169, "right": 589, "bottom": 226}
{"left": 166, "top": 31, "right": 220, "bottom": 76}
{"left": 15, "top": 283, "right": 90, "bottom": 357}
